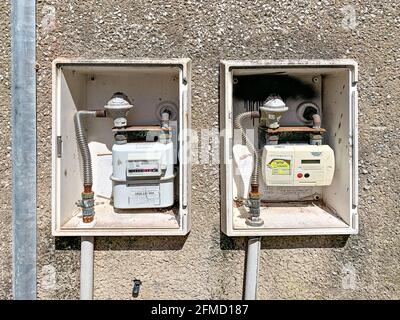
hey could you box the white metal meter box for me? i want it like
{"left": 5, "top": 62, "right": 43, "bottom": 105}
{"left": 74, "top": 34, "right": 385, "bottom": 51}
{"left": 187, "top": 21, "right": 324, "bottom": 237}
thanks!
{"left": 52, "top": 58, "right": 192, "bottom": 236}
{"left": 220, "top": 60, "right": 358, "bottom": 236}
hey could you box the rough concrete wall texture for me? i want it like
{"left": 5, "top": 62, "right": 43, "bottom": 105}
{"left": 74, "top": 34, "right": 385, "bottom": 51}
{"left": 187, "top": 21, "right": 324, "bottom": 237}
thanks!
{"left": 1, "top": 0, "right": 399, "bottom": 299}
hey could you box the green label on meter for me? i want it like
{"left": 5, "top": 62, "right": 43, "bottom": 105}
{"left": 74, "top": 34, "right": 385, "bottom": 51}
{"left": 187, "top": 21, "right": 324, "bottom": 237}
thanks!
{"left": 268, "top": 159, "right": 291, "bottom": 175}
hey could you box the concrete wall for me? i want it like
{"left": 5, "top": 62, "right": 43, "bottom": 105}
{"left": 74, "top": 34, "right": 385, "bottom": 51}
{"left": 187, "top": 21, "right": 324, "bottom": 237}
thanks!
{"left": 1, "top": 0, "right": 399, "bottom": 299}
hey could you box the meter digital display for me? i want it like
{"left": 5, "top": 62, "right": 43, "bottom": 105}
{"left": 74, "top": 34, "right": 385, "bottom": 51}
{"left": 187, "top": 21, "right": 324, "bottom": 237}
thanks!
{"left": 301, "top": 159, "right": 321, "bottom": 164}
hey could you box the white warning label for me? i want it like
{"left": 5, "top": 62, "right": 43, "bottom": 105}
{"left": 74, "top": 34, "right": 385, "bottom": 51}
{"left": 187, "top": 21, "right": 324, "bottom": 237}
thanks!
{"left": 128, "top": 185, "right": 160, "bottom": 206}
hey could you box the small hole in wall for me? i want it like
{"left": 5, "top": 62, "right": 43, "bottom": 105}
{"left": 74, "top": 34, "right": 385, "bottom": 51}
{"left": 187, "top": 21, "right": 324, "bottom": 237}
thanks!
{"left": 338, "top": 138, "right": 342, "bottom": 144}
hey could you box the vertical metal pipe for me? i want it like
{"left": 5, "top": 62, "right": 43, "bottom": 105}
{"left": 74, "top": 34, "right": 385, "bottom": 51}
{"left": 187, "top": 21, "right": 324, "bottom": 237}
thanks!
{"left": 244, "top": 237, "right": 261, "bottom": 300}
{"left": 80, "top": 236, "right": 94, "bottom": 300}
{"left": 11, "top": 0, "right": 36, "bottom": 300}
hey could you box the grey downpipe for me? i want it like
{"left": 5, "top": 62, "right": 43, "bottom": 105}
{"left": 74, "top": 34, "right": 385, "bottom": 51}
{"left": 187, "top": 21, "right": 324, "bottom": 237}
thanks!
{"left": 80, "top": 236, "right": 94, "bottom": 300}
{"left": 244, "top": 237, "right": 261, "bottom": 300}
{"left": 11, "top": 0, "right": 37, "bottom": 300}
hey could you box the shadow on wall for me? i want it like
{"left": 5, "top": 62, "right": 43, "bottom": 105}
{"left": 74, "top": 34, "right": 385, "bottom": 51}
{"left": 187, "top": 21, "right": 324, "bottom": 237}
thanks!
{"left": 55, "top": 232, "right": 348, "bottom": 251}
{"left": 55, "top": 235, "right": 188, "bottom": 251}
{"left": 220, "top": 232, "right": 350, "bottom": 250}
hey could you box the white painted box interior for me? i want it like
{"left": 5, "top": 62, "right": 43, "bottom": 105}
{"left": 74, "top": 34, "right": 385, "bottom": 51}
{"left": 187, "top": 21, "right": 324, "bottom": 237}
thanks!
{"left": 220, "top": 60, "right": 358, "bottom": 236}
{"left": 52, "top": 59, "right": 191, "bottom": 236}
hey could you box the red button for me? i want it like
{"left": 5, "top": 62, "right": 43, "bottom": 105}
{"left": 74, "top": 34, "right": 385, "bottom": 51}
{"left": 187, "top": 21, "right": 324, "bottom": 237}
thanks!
{"left": 297, "top": 173, "right": 303, "bottom": 178}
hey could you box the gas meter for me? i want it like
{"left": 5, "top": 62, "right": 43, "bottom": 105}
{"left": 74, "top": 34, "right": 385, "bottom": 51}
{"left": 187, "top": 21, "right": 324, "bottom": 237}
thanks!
{"left": 262, "top": 144, "right": 335, "bottom": 186}
{"left": 74, "top": 91, "right": 176, "bottom": 221}
{"left": 107, "top": 94, "right": 176, "bottom": 210}
{"left": 234, "top": 89, "right": 336, "bottom": 227}
{"left": 111, "top": 140, "right": 175, "bottom": 209}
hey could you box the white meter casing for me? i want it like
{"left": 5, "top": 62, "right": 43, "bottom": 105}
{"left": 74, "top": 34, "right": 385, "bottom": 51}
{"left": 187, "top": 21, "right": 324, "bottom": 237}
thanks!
{"left": 262, "top": 144, "right": 335, "bottom": 186}
{"left": 111, "top": 141, "right": 175, "bottom": 209}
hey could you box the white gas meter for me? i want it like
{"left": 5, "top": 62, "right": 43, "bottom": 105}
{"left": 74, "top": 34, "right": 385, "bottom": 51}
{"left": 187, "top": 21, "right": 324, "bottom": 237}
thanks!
{"left": 111, "top": 141, "right": 175, "bottom": 209}
{"left": 262, "top": 144, "right": 335, "bottom": 186}
{"left": 105, "top": 92, "right": 176, "bottom": 210}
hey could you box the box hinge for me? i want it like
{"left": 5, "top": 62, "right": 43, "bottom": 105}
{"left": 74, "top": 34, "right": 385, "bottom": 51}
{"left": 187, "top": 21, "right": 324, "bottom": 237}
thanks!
{"left": 57, "top": 136, "right": 62, "bottom": 158}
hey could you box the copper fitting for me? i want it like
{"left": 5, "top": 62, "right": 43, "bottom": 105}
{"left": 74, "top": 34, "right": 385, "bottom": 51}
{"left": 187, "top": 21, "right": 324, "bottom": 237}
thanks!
{"left": 246, "top": 185, "right": 263, "bottom": 227}
{"left": 82, "top": 215, "right": 94, "bottom": 223}
{"left": 250, "top": 184, "right": 260, "bottom": 196}
{"left": 80, "top": 188, "right": 95, "bottom": 223}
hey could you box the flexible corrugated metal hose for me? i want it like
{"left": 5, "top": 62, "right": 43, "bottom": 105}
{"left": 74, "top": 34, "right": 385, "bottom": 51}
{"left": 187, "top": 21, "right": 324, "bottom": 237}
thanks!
{"left": 74, "top": 111, "right": 97, "bottom": 186}
{"left": 234, "top": 111, "right": 260, "bottom": 186}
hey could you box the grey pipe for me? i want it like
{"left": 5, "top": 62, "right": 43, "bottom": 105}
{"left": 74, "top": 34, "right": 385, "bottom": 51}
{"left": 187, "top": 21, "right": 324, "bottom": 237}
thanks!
{"left": 244, "top": 237, "right": 261, "bottom": 300}
{"left": 234, "top": 111, "right": 260, "bottom": 185}
{"left": 74, "top": 111, "right": 97, "bottom": 186}
{"left": 161, "top": 111, "right": 170, "bottom": 128}
{"left": 11, "top": 0, "right": 37, "bottom": 300}
{"left": 80, "top": 236, "right": 94, "bottom": 300}
{"left": 312, "top": 113, "right": 321, "bottom": 129}
{"left": 160, "top": 111, "right": 172, "bottom": 144}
